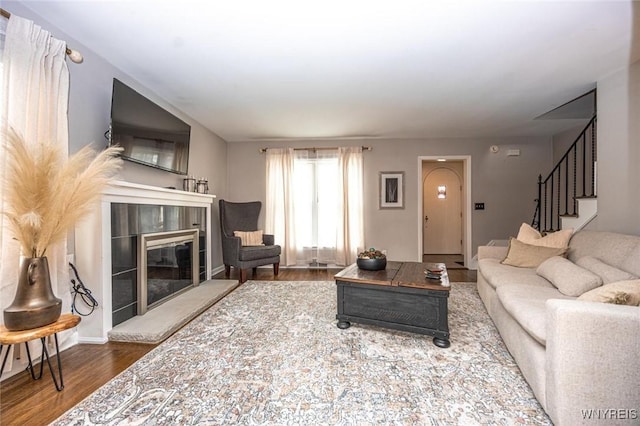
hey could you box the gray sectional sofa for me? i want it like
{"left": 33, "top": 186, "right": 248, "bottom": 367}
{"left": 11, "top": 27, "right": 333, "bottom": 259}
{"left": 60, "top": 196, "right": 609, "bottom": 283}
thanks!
{"left": 477, "top": 230, "right": 640, "bottom": 425}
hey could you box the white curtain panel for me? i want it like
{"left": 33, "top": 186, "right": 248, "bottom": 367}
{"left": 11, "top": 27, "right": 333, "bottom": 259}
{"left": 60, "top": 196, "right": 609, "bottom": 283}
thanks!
{"left": 0, "top": 15, "right": 71, "bottom": 375}
{"left": 264, "top": 148, "right": 298, "bottom": 266}
{"left": 336, "top": 146, "right": 364, "bottom": 266}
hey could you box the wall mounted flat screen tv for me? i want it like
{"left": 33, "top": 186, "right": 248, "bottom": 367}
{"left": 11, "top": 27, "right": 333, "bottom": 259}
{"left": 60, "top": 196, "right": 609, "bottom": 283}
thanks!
{"left": 110, "top": 78, "right": 190, "bottom": 175}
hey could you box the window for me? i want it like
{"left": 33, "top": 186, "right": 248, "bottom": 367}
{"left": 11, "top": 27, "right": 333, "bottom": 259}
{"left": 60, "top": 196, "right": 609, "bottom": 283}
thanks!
{"left": 293, "top": 150, "right": 339, "bottom": 264}
{"left": 265, "top": 147, "right": 364, "bottom": 266}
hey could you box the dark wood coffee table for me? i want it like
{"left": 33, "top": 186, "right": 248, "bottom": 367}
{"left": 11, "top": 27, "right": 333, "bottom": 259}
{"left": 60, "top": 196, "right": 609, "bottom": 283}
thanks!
{"left": 335, "top": 261, "right": 451, "bottom": 348}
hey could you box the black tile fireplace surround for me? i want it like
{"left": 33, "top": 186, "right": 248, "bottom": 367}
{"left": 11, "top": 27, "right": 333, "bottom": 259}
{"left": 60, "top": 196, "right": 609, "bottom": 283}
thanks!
{"left": 111, "top": 203, "right": 207, "bottom": 326}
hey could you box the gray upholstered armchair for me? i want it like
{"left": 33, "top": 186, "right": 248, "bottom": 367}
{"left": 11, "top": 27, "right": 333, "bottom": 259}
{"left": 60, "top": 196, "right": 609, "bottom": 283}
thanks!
{"left": 219, "top": 200, "right": 281, "bottom": 283}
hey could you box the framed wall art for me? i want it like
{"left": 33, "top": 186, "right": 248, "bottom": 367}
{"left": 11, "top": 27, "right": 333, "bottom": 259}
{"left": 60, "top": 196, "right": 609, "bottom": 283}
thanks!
{"left": 379, "top": 171, "right": 404, "bottom": 209}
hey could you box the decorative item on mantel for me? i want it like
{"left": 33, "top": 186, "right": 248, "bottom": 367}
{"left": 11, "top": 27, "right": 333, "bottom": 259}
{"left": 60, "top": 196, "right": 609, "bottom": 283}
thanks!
{"left": 356, "top": 248, "right": 387, "bottom": 271}
{"left": 182, "top": 176, "right": 209, "bottom": 193}
{"left": 183, "top": 175, "right": 196, "bottom": 192}
{"left": 196, "top": 177, "right": 209, "bottom": 194}
{"left": 2, "top": 128, "right": 122, "bottom": 331}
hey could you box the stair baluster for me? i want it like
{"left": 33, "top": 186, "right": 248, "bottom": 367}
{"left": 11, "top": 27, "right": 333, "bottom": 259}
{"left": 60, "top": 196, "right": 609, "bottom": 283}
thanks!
{"left": 535, "top": 115, "right": 597, "bottom": 232}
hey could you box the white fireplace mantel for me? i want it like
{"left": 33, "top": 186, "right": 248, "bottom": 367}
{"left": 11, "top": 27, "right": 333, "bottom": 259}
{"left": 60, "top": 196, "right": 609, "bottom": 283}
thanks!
{"left": 102, "top": 180, "right": 216, "bottom": 206}
{"left": 74, "top": 180, "right": 216, "bottom": 343}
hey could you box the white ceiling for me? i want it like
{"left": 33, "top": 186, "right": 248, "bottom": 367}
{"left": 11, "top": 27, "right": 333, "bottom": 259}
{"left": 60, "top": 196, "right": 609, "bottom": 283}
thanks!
{"left": 20, "top": 1, "right": 638, "bottom": 142}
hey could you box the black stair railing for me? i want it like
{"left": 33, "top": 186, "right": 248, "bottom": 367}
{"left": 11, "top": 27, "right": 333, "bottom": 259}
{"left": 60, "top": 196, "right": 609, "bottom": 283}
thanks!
{"left": 535, "top": 115, "right": 597, "bottom": 232}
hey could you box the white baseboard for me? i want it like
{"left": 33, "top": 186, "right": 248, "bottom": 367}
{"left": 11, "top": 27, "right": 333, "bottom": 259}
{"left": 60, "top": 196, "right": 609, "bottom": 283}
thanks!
{"left": 77, "top": 336, "right": 108, "bottom": 344}
{"left": 211, "top": 265, "right": 225, "bottom": 276}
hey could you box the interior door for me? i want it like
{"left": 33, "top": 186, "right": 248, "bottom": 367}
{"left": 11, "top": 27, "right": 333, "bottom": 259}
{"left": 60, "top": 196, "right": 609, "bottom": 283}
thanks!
{"left": 423, "top": 166, "right": 462, "bottom": 254}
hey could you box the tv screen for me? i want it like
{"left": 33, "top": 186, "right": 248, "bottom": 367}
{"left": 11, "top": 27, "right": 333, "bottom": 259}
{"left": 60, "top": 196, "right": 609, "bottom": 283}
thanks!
{"left": 110, "top": 78, "right": 191, "bottom": 175}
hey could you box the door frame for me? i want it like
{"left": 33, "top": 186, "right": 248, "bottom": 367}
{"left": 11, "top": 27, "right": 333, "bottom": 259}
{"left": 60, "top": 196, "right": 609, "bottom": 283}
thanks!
{"left": 417, "top": 155, "right": 472, "bottom": 267}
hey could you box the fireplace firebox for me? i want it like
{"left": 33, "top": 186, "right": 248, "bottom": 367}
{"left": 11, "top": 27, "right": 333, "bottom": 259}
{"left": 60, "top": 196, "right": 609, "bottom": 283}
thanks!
{"left": 139, "top": 229, "right": 200, "bottom": 314}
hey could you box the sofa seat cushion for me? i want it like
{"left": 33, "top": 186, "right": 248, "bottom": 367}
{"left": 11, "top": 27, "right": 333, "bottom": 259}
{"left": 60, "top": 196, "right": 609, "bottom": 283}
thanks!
{"left": 478, "top": 258, "right": 554, "bottom": 290}
{"left": 497, "top": 285, "right": 575, "bottom": 345}
{"left": 239, "top": 245, "right": 281, "bottom": 261}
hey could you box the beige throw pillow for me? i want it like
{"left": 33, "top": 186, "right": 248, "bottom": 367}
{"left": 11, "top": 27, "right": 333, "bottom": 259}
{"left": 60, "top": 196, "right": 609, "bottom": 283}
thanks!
{"left": 576, "top": 256, "right": 638, "bottom": 284}
{"left": 516, "top": 222, "right": 542, "bottom": 243}
{"left": 234, "top": 230, "right": 264, "bottom": 246}
{"left": 501, "top": 238, "right": 568, "bottom": 268}
{"left": 578, "top": 280, "right": 640, "bottom": 306}
{"left": 537, "top": 256, "right": 603, "bottom": 296}
{"left": 516, "top": 223, "right": 573, "bottom": 248}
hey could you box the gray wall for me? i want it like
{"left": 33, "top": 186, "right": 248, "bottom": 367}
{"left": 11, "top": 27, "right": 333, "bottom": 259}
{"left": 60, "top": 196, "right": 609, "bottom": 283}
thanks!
{"left": 594, "top": 59, "right": 640, "bottom": 235}
{"left": 22, "top": 0, "right": 640, "bottom": 266}
{"left": 227, "top": 137, "right": 552, "bottom": 260}
{"left": 5, "top": 2, "right": 228, "bottom": 267}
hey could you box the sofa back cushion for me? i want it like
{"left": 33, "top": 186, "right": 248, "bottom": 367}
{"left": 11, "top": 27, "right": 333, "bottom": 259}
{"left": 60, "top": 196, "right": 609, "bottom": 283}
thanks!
{"left": 568, "top": 231, "right": 640, "bottom": 275}
{"left": 576, "top": 256, "right": 638, "bottom": 284}
{"left": 536, "top": 256, "right": 602, "bottom": 297}
{"left": 621, "top": 245, "right": 640, "bottom": 278}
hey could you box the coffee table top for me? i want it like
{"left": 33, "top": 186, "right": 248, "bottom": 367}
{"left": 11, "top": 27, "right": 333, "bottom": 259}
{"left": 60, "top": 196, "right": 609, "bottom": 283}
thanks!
{"left": 335, "top": 261, "right": 450, "bottom": 291}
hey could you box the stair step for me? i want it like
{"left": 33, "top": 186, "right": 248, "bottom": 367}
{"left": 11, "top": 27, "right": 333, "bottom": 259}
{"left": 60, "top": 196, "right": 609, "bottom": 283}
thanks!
{"left": 559, "top": 214, "right": 579, "bottom": 218}
{"left": 561, "top": 198, "right": 597, "bottom": 232}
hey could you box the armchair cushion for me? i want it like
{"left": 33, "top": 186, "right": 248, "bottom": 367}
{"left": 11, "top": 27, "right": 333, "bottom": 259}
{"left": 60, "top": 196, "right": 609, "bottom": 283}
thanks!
{"left": 234, "top": 230, "right": 265, "bottom": 246}
{"left": 239, "top": 245, "right": 281, "bottom": 261}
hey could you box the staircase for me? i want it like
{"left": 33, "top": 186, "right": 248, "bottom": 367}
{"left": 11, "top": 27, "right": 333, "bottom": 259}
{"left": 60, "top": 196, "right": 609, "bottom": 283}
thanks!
{"left": 534, "top": 115, "right": 597, "bottom": 233}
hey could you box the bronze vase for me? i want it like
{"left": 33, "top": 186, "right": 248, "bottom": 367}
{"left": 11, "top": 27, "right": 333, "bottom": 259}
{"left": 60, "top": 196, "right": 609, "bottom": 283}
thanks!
{"left": 3, "top": 257, "right": 62, "bottom": 331}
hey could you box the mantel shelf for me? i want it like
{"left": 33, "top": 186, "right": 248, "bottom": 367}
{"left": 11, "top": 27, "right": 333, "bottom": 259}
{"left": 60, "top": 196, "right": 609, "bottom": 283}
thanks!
{"left": 103, "top": 180, "right": 216, "bottom": 207}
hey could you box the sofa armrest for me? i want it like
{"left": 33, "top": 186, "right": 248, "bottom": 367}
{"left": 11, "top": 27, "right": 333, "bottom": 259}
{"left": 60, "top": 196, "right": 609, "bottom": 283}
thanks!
{"left": 545, "top": 299, "right": 640, "bottom": 425}
{"left": 263, "top": 233, "right": 275, "bottom": 246}
{"left": 477, "top": 245, "right": 508, "bottom": 261}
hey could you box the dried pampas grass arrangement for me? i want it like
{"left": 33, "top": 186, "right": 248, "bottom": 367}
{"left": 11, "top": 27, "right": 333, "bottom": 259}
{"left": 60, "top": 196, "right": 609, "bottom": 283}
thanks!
{"left": 2, "top": 127, "right": 123, "bottom": 258}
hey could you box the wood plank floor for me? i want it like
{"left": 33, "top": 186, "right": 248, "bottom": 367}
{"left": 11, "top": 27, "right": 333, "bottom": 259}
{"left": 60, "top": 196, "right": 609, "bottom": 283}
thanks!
{"left": 0, "top": 267, "right": 476, "bottom": 425}
{"left": 0, "top": 342, "right": 156, "bottom": 426}
{"left": 213, "top": 264, "right": 477, "bottom": 283}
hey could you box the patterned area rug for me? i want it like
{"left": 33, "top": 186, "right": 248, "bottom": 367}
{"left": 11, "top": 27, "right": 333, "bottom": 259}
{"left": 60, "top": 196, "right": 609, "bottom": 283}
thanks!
{"left": 54, "top": 281, "right": 551, "bottom": 425}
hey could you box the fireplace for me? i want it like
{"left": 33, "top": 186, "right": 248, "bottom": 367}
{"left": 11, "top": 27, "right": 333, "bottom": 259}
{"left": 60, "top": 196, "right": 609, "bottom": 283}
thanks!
{"left": 74, "top": 180, "right": 216, "bottom": 343}
{"left": 110, "top": 203, "right": 208, "bottom": 326}
{"left": 139, "top": 229, "right": 200, "bottom": 314}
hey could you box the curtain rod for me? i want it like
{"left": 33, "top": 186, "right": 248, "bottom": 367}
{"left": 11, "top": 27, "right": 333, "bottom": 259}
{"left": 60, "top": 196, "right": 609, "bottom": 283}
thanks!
{"left": 259, "top": 146, "right": 372, "bottom": 153}
{"left": 1, "top": 8, "right": 83, "bottom": 64}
